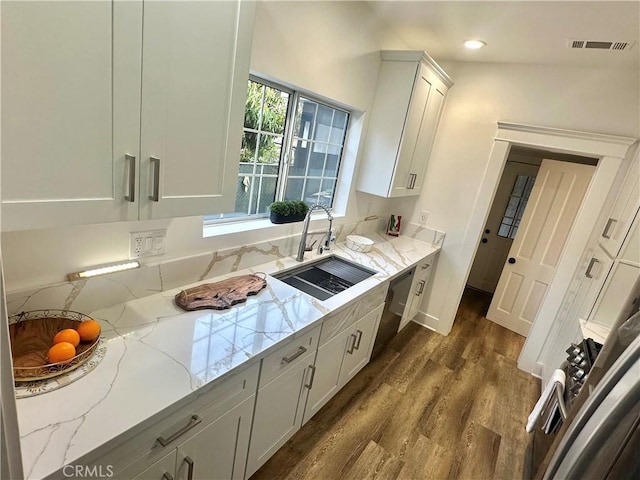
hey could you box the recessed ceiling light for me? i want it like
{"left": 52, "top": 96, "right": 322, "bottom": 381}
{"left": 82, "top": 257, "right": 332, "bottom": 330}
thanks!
{"left": 464, "top": 39, "right": 486, "bottom": 50}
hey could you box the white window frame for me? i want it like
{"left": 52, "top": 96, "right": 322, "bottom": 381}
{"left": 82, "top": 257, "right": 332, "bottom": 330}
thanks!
{"left": 205, "top": 76, "right": 351, "bottom": 226}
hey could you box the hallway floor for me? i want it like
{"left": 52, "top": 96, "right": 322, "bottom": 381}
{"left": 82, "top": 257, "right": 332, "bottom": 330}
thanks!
{"left": 250, "top": 288, "right": 541, "bottom": 480}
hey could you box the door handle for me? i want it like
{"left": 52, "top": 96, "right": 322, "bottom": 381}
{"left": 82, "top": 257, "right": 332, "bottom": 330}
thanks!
{"left": 353, "top": 329, "right": 363, "bottom": 350}
{"left": 602, "top": 218, "right": 617, "bottom": 239}
{"left": 150, "top": 156, "right": 160, "bottom": 202}
{"left": 183, "top": 456, "right": 194, "bottom": 480}
{"left": 508, "top": 257, "right": 516, "bottom": 264}
{"left": 585, "top": 257, "right": 600, "bottom": 278}
{"left": 347, "top": 333, "right": 357, "bottom": 354}
{"left": 125, "top": 154, "right": 136, "bottom": 202}
{"left": 304, "top": 364, "right": 316, "bottom": 389}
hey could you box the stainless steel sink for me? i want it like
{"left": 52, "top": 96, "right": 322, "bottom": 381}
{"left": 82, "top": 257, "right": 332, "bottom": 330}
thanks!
{"left": 272, "top": 256, "right": 377, "bottom": 300}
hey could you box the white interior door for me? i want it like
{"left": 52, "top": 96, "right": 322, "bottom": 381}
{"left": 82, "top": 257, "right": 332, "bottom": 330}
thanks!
{"left": 487, "top": 159, "right": 596, "bottom": 336}
{"left": 467, "top": 161, "right": 540, "bottom": 293}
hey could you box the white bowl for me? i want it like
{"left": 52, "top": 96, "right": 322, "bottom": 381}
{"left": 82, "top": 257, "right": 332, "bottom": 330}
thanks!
{"left": 346, "top": 235, "right": 374, "bottom": 253}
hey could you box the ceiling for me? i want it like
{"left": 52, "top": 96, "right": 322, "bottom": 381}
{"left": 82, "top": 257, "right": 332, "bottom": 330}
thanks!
{"left": 365, "top": 1, "right": 640, "bottom": 69}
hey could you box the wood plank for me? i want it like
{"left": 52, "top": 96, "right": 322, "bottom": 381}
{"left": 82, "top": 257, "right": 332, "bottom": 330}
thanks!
{"left": 396, "top": 433, "right": 451, "bottom": 480}
{"left": 341, "top": 440, "right": 404, "bottom": 480}
{"left": 446, "top": 421, "right": 501, "bottom": 480}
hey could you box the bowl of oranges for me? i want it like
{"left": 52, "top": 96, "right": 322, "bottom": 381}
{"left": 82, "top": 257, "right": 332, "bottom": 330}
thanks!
{"left": 9, "top": 310, "right": 102, "bottom": 382}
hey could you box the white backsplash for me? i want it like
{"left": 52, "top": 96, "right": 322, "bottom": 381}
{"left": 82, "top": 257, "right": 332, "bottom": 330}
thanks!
{"left": 6, "top": 217, "right": 444, "bottom": 317}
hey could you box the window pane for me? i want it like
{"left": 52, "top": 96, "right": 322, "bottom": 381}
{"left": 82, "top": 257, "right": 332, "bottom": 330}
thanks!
{"left": 303, "top": 178, "right": 322, "bottom": 205}
{"left": 257, "top": 134, "right": 283, "bottom": 165}
{"left": 309, "top": 144, "right": 327, "bottom": 176}
{"left": 497, "top": 174, "right": 536, "bottom": 240}
{"left": 325, "top": 145, "right": 341, "bottom": 177}
{"left": 240, "top": 131, "right": 257, "bottom": 163}
{"left": 313, "top": 104, "right": 333, "bottom": 142}
{"left": 261, "top": 86, "right": 289, "bottom": 134}
{"left": 289, "top": 141, "right": 309, "bottom": 176}
{"left": 243, "top": 81, "right": 263, "bottom": 130}
{"left": 284, "top": 178, "right": 304, "bottom": 201}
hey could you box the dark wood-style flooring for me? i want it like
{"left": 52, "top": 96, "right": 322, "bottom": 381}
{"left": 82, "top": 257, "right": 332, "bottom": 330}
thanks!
{"left": 251, "top": 288, "right": 541, "bottom": 480}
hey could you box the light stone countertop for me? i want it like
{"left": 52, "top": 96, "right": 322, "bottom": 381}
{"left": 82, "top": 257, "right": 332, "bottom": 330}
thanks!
{"left": 16, "top": 233, "right": 439, "bottom": 479}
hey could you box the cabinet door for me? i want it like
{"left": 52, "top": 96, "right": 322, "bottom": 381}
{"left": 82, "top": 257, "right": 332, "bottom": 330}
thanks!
{"left": 600, "top": 151, "right": 640, "bottom": 257}
{"left": 399, "top": 261, "right": 432, "bottom": 330}
{"left": 340, "top": 305, "right": 384, "bottom": 383}
{"left": 139, "top": 0, "right": 254, "bottom": 220}
{"left": 246, "top": 352, "right": 315, "bottom": 478}
{"left": 1, "top": 1, "right": 142, "bottom": 231}
{"left": 302, "top": 326, "right": 352, "bottom": 424}
{"left": 391, "top": 66, "right": 445, "bottom": 198}
{"left": 175, "top": 396, "right": 254, "bottom": 480}
{"left": 589, "top": 261, "right": 640, "bottom": 329}
{"left": 131, "top": 451, "right": 176, "bottom": 480}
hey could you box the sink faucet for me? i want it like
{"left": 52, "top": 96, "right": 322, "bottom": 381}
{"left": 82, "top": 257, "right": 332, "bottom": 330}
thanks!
{"left": 296, "top": 204, "right": 334, "bottom": 262}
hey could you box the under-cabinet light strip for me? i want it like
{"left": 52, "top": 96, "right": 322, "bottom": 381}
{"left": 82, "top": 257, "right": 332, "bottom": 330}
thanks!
{"left": 68, "top": 261, "right": 140, "bottom": 281}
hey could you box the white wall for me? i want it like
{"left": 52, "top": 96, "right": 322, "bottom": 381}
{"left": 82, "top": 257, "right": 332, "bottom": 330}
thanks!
{"left": 413, "top": 60, "right": 640, "bottom": 335}
{"left": 1, "top": 1, "right": 410, "bottom": 293}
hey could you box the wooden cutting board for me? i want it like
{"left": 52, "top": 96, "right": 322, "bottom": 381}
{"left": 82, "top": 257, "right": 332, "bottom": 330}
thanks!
{"left": 175, "top": 274, "right": 267, "bottom": 311}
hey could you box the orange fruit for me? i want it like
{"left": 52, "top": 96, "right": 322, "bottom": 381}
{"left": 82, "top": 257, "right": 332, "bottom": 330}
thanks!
{"left": 53, "top": 328, "right": 80, "bottom": 347}
{"left": 47, "top": 342, "right": 76, "bottom": 364}
{"left": 76, "top": 319, "right": 101, "bottom": 342}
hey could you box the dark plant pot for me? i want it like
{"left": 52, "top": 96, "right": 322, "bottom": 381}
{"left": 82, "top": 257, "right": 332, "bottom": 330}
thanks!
{"left": 270, "top": 211, "right": 306, "bottom": 224}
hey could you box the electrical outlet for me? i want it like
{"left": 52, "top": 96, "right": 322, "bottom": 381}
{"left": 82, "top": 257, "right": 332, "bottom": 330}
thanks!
{"left": 130, "top": 229, "right": 166, "bottom": 259}
{"left": 419, "top": 210, "right": 429, "bottom": 225}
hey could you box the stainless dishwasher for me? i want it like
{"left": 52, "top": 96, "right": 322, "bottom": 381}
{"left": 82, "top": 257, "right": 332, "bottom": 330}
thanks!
{"left": 371, "top": 267, "right": 415, "bottom": 358}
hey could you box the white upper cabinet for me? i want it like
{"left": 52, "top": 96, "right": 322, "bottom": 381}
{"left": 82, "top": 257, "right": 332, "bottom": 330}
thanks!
{"left": 599, "top": 149, "right": 640, "bottom": 258}
{"left": 1, "top": 1, "right": 142, "bottom": 230}
{"left": 357, "top": 51, "right": 453, "bottom": 198}
{"left": 139, "top": 1, "right": 254, "bottom": 220}
{"left": 1, "top": 0, "right": 254, "bottom": 231}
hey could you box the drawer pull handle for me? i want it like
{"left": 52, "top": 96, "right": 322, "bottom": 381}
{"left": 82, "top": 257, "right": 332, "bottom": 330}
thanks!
{"left": 585, "top": 257, "right": 600, "bottom": 279}
{"left": 150, "top": 156, "right": 160, "bottom": 202}
{"left": 421, "top": 263, "right": 430, "bottom": 269}
{"left": 162, "top": 474, "right": 174, "bottom": 480}
{"left": 416, "top": 280, "right": 426, "bottom": 296}
{"left": 304, "top": 364, "right": 316, "bottom": 389}
{"left": 281, "top": 346, "right": 307, "bottom": 364}
{"left": 184, "top": 456, "right": 195, "bottom": 480}
{"left": 156, "top": 414, "right": 202, "bottom": 447}
{"left": 602, "top": 218, "right": 617, "bottom": 239}
{"left": 353, "top": 329, "right": 363, "bottom": 351}
{"left": 125, "top": 154, "right": 136, "bottom": 202}
{"left": 347, "top": 333, "right": 357, "bottom": 354}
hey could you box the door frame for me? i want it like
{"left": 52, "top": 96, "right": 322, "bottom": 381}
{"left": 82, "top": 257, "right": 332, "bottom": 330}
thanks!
{"left": 461, "top": 122, "right": 636, "bottom": 377}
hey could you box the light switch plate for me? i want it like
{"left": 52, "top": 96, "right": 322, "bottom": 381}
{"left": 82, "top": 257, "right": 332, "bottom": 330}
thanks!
{"left": 419, "top": 210, "right": 429, "bottom": 225}
{"left": 130, "top": 229, "right": 166, "bottom": 259}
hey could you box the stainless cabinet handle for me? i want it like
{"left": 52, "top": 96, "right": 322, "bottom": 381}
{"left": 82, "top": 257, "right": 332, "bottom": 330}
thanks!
{"left": 421, "top": 263, "right": 430, "bottom": 270}
{"left": 150, "top": 156, "right": 160, "bottom": 202}
{"left": 416, "top": 280, "right": 426, "bottom": 296}
{"left": 156, "top": 414, "right": 202, "bottom": 447}
{"left": 585, "top": 257, "right": 600, "bottom": 279}
{"left": 353, "top": 329, "right": 363, "bottom": 350}
{"left": 125, "top": 154, "right": 136, "bottom": 202}
{"left": 602, "top": 218, "right": 617, "bottom": 239}
{"left": 304, "top": 364, "right": 316, "bottom": 389}
{"left": 281, "top": 346, "right": 307, "bottom": 364}
{"left": 407, "top": 173, "right": 417, "bottom": 189}
{"left": 347, "top": 333, "right": 357, "bottom": 354}
{"left": 183, "top": 456, "right": 194, "bottom": 480}
{"left": 162, "top": 474, "right": 174, "bottom": 480}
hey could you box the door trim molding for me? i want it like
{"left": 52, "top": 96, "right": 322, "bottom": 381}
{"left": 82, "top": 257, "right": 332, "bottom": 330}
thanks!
{"left": 460, "top": 122, "right": 637, "bottom": 376}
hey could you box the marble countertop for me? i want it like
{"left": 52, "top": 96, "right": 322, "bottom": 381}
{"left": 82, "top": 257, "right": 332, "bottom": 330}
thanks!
{"left": 16, "top": 234, "right": 439, "bottom": 479}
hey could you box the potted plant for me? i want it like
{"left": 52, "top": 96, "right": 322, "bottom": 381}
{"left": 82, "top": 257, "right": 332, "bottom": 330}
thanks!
{"left": 269, "top": 200, "right": 309, "bottom": 224}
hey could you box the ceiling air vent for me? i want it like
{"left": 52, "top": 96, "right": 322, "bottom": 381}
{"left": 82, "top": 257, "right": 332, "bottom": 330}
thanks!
{"left": 569, "top": 39, "right": 635, "bottom": 51}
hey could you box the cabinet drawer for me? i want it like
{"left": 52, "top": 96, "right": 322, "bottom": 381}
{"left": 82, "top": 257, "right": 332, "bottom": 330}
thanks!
{"left": 319, "top": 283, "right": 388, "bottom": 345}
{"left": 259, "top": 325, "right": 321, "bottom": 387}
{"left": 79, "top": 362, "right": 259, "bottom": 478}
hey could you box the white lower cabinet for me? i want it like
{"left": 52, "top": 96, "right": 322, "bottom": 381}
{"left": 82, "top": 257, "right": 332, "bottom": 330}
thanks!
{"left": 303, "top": 304, "right": 384, "bottom": 424}
{"left": 245, "top": 327, "right": 321, "bottom": 477}
{"left": 130, "top": 396, "right": 253, "bottom": 480}
{"left": 399, "top": 259, "right": 433, "bottom": 331}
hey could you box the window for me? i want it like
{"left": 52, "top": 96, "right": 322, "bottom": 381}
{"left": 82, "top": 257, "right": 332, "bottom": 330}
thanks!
{"left": 498, "top": 174, "right": 536, "bottom": 239}
{"left": 209, "top": 78, "right": 350, "bottom": 221}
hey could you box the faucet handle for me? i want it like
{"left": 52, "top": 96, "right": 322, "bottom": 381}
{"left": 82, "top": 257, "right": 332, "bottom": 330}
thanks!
{"left": 305, "top": 240, "right": 317, "bottom": 252}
